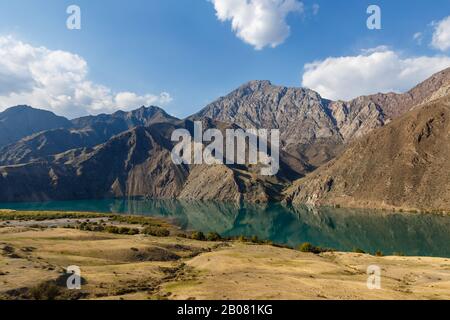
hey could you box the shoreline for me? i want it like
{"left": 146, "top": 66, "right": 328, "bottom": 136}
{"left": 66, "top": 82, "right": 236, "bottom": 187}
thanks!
{"left": 1, "top": 208, "right": 450, "bottom": 258}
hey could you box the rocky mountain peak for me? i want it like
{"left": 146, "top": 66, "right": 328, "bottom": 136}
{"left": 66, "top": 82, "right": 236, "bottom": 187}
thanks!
{"left": 239, "top": 80, "right": 273, "bottom": 91}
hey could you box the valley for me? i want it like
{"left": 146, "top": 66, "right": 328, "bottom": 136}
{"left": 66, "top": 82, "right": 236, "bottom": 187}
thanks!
{"left": 0, "top": 68, "right": 450, "bottom": 211}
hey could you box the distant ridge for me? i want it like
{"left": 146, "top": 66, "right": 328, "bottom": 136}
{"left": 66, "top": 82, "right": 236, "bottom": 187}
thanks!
{"left": 0, "top": 105, "right": 72, "bottom": 148}
{"left": 0, "top": 106, "right": 179, "bottom": 166}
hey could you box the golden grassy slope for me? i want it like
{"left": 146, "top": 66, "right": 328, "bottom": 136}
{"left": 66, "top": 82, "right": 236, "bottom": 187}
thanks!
{"left": 1, "top": 211, "right": 449, "bottom": 300}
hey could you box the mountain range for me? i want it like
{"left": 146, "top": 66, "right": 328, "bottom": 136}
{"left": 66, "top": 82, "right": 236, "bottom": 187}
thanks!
{"left": 0, "top": 67, "right": 449, "bottom": 211}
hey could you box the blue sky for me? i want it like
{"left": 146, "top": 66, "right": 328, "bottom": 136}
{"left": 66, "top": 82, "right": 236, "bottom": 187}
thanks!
{"left": 0, "top": 0, "right": 449, "bottom": 118}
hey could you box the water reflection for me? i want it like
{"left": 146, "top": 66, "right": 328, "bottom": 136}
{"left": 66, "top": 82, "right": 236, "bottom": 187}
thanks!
{"left": 2, "top": 199, "right": 450, "bottom": 258}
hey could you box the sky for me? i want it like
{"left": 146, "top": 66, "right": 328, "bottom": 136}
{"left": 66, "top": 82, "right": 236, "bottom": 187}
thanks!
{"left": 0, "top": 0, "right": 449, "bottom": 119}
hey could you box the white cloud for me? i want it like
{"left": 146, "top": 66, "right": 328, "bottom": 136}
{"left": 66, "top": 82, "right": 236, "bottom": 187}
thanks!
{"left": 413, "top": 32, "right": 423, "bottom": 45}
{"left": 0, "top": 36, "right": 172, "bottom": 118}
{"left": 432, "top": 16, "right": 450, "bottom": 51}
{"left": 312, "top": 4, "right": 320, "bottom": 15}
{"left": 302, "top": 47, "right": 450, "bottom": 101}
{"left": 210, "top": 0, "right": 303, "bottom": 50}
{"left": 115, "top": 92, "right": 172, "bottom": 108}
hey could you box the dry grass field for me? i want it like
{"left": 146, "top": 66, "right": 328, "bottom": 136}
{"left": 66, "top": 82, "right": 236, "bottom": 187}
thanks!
{"left": 1, "top": 210, "right": 449, "bottom": 300}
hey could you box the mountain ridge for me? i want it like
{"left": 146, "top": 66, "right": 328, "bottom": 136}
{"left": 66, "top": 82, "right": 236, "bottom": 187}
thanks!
{"left": 1, "top": 68, "right": 450, "bottom": 208}
{"left": 0, "top": 105, "right": 72, "bottom": 148}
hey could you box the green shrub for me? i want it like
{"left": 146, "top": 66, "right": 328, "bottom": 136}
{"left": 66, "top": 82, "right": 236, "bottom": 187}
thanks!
{"left": 191, "top": 231, "right": 206, "bottom": 241}
{"left": 299, "top": 242, "right": 315, "bottom": 253}
{"left": 92, "top": 225, "right": 105, "bottom": 232}
{"left": 118, "top": 227, "right": 130, "bottom": 234}
{"left": 104, "top": 226, "right": 120, "bottom": 234}
{"left": 126, "top": 228, "right": 140, "bottom": 235}
{"left": 298, "top": 242, "right": 329, "bottom": 254}
{"left": 238, "top": 235, "right": 248, "bottom": 242}
{"left": 78, "top": 222, "right": 105, "bottom": 232}
{"left": 206, "top": 232, "right": 222, "bottom": 242}
{"left": 142, "top": 226, "right": 170, "bottom": 237}
{"left": 251, "top": 235, "right": 261, "bottom": 244}
{"left": 116, "top": 227, "right": 138, "bottom": 235}
{"left": 30, "top": 281, "right": 61, "bottom": 300}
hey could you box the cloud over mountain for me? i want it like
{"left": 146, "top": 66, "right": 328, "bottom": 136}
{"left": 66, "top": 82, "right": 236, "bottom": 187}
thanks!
{"left": 210, "top": 0, "right": 303, "bottom": 50}
{"left": 432, "top": 16, "right": 450, "bottom": 51}
{"left": 302, "top": 47, "right": 450, "bottom": 100}
{"left": 0, "top": 36, "right": 172, "bottom": 118}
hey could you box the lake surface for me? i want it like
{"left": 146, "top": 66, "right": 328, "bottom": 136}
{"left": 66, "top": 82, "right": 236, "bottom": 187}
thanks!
{"left": 1, "top": 199, "right": 450, "bottom": 258}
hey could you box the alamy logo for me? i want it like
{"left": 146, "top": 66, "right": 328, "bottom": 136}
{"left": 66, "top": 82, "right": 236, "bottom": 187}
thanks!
{"left": 66, "top": 265, "right": 81, "bottom": 290}
{"left": 367, "top": 5, "right": 382, "bottom": 30}
{"left": 171, "top": 122, "right": 280, "bottom": 176}
{"left": 66, "top": 5, "right": 81, "bottom": 30}
{"left": 367, "top": 265, "right": 381, "bottom": 290}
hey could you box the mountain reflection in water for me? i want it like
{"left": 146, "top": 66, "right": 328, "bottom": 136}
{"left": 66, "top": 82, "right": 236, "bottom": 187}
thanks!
{"left": 2, "top": 199, "right": 450, "bottom": 258}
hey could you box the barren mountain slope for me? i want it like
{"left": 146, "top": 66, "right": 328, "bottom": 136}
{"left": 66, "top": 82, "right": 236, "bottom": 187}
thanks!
{"left": 0, "top": 119, "right": 303, "bottom": 203}
{"left": 285, "top": 95, "right": 450, "bottom": 211}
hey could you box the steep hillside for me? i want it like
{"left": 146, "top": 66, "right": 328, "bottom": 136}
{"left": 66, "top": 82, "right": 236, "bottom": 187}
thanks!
{"left": 0, "top": 120, "right": 304, "bottom": 203}
{"left": 285, "top": 95, "right": 450, "bottom": 211}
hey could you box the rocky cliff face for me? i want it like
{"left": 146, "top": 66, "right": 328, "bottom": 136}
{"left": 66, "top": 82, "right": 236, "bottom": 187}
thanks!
{"left": 193, "top": 80, "right": 389, "bottom": 167}
{"left": 285, "top": 95, "right": 450, "bottom": 211}
{"left": 194, "top": 68, "right": 450, "bottom": 168}
{"left": 193, "top": 80, "right": 343, "bottom": 167}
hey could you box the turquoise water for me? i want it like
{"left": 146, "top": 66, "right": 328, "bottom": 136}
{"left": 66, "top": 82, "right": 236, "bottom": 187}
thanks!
{"left": 1, "top": 199, "right": 450, "bottom": 258}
